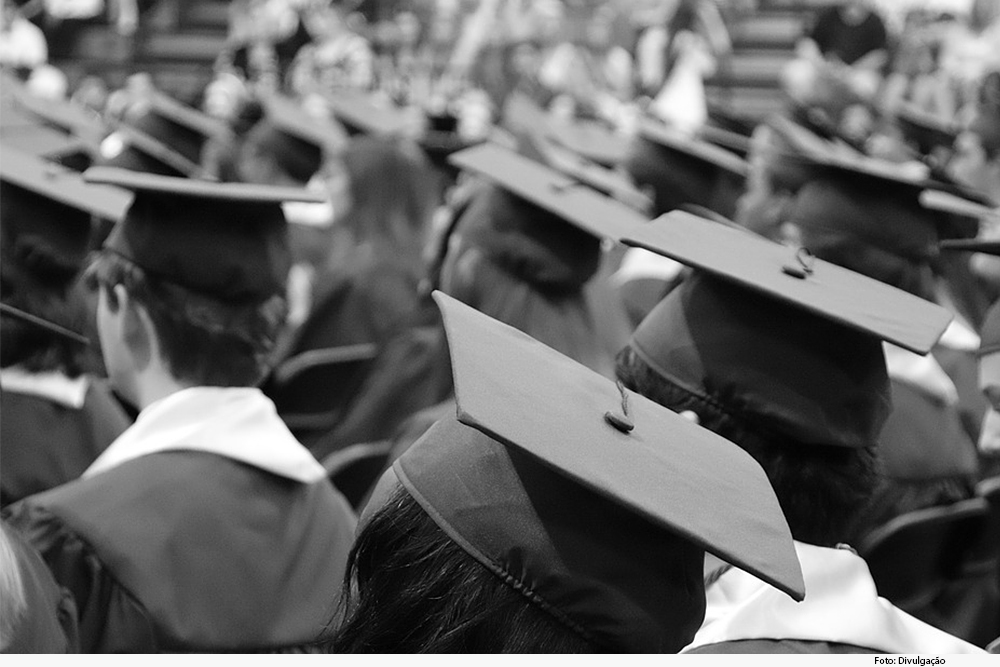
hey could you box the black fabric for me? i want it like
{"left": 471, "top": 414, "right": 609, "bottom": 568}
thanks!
{"left": 630, "top": 272, "right": 891, "bottom": 449}
{"left": 456, "top": 184, "right": 601, "bottom": 292}
{"left": 625, "top": 136, "right": 746, "bottom": 218}
{"left": 99, "top": 145, "right": 186, "bottom": 178}
{"left": 809, "top": 7, "right": 888, "bottom": 66}
{"left": 395, "top": 418, "right": 706, "bottom": 653}
{"left": 0, "top": 182, "right": 93, "bottom": 284}
{"left": 1, "top": 380, "right": 131, "bottom": 508}
{"left": 106, "top": 191, "right": 290, "bottom": 301}
{"left": 244, "top": 120, "right": 323, "bottom": 185}
{"left": 3, "top": 451, "right": 356, "bottom": 652}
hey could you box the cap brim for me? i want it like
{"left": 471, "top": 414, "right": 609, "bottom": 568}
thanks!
{"left": 448, "top": 143, "right": 647, "bottom": 240}
{"left": 1, "top": 146, "right": 132, "bottom": 221}
{"left": 638, "top": 119, "right": 749, "bottom": 177}
{"left": 622, "top": 210, "right": 952, "bottom": 354}
{"left": 84, "top": 165, "right": 327, "bottom": 203}
{"left": 324, "top": 91, "right": 410, "bottom": 136}
{"left": 545, "top": 120, "right": 629, "bottom": 167}
{"left": 433, "top": 290, "right": 806, "bottom": 602}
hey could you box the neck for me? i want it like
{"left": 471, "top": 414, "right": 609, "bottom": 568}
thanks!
{"left": 128, "top": 368, "right": 194, "bottom": 412}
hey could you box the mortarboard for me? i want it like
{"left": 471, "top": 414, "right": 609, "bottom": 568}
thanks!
{"left": 544, "top": 119, "right": 629, "bottom": 168}
{"left": 0, "top": 303, "right": 90, "bottom": 345}
{"left": 788, "top": 148, "right": 993, "bottom": 266}
{"left": 83, "top": 166, "right": 325, "bottom": 301}
{"left": 2, "top": 125, "right": 94, "bottom": 165}
{"left": 625, "top": 211, "right": 952, "bottom": 449}
{"left": 1, "top": 147, "right": 131, "bottom": 281}
{"left": 895, "top": 103, "right": 958, "bottom": 156}
{"left": 625, "top": 118, "right": 748, "bottom": 218}
{"left": 9, "top": 86, "right": 106, "bottom": 147}
{"left": 324, "top": 90, "right": 411, "bottom": 137}
{"left": 446, "top": 143, "right": 647, "bottom": 291}
{"left": 241, "top": 94, "right": 347, "bottom": 186}
{"left": 101, "top": 90, "right": 228, "bottom": 179}
{"left": 364, "top": 291, "right": 805, "bottom": 652}
{"left": 449, "top": 142, "right": 647, "bottom": 241}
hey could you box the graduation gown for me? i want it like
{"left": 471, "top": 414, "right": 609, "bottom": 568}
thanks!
{"left": 1, "top": 369, "right": 131, "bottom": 507}
{"left": 3, "top": 387, "right": 357, "bottom": 653}
{"left": 683, "top": 542, "right": 984, "bottom": 654}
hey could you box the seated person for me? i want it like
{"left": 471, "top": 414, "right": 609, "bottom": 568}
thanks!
{"left": 615, "top": 212, "right": 983, "bottom": 653}
{"left": 0, "top": 150, "right": 132, "bottom": 507}
{"left": 329, "top": 292, "right": 806, "bottom": 652}
{"left": 3, "top": 168, "right": 357, "bottom": 652}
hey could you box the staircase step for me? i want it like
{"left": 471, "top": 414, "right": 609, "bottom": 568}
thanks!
{"left": 181, "top": 1, "right": 230, "bottom": 30}
{"left": 140, "top": 32, "right": 228, "bottom": 62}
{"left": 710, "top": 49, "right": 794, "bottom": 88}
{"left": 706, "top": 85, "right": 788, "bottom": 121}
{"left": 729, "top": 11, "right": 806, "bottom": 49}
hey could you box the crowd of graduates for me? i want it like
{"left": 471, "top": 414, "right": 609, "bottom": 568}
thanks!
{"left": 1, "top": 0, "right": 1000, "bottom": 655}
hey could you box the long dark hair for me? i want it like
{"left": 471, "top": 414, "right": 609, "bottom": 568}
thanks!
{"left": 328, "top": 484, "right": 594, "bottom": 653}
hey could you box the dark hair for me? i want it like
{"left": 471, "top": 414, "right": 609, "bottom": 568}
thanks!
{"left": 0, "top": 223, "right": 89, "bottom": 376}
{"left": 84, "top": 251, "right": 286, "bottom": 387}
{"left": 335, "top": 137, "right": 434, "bottom": 273}
{"left": 615, "top": 345, "right": 880, "bottom": 547}
{"left": 329, "top": 484, "right": 595, "bottom": 653}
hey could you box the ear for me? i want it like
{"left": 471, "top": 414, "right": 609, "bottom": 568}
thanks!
{"left": 114, "top": 285, "right": 157, "bottom": 371}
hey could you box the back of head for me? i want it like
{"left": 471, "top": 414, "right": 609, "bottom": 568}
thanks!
{"left": 338, "top": 136, "right": 434, "bottom": 251}
{"left": 331, "top": 483, "right": 596, "bottom": 653}
{"left": 0, "top": 183, "right": 92, "bottom": 375}
{"left": 440, "top": 183, "right": 610, "bottom": 373}
{"left": 789, "top": 176, "right": 939, "bottom": 300}
{"left": 620, "top": 272, "right": 887, "bottom": 545}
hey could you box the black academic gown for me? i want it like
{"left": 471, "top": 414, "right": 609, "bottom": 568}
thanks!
{"left": 3, "top": 451, "right": 356, "bottom": 653}
{"left": 1, "top": 379, "right": 131, "bottom": 507}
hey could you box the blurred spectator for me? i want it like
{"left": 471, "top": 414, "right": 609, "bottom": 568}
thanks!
{"left": 0, "top": 0, "right": 47, "bottom": 76}
{"left": 288, "top": 4, "right": 374, "bottom": 95}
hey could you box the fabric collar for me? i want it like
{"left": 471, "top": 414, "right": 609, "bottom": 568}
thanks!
{"left": 938, "top": 318, "right": 980, "bottom": 352}
{"left": 83, "top": 387, "right": 326, "bottom": 483}
{"left": 682, "top": 542, "right": 984, "bottom": 654}
{"left": 883, "top": 343, "right": 959, "bottom": 405}
{"left": 0, "top": 367, "right": 89, "bottom": 409}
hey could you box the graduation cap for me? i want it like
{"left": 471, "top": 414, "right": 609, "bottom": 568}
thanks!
{"left": 102, "top": 90, "right": 228, "bottom": 179}
{"left": 625, "top": 211, "right": 952, "bottom": 449}
{"left": 324, "top": 90, "right": 411, "bottom": 137}
{"left": 895, "top": 103, "right": 958, "bottom": 155}
{"left": 10, "top": 86, "right": 106, "bottom": 146}
{"left": 239, "top": 94, "right": 347, "bottom": 186}
{"left": 449, "top": 142, "right": 647, "bottom": 241}
{"left": 0, "top": 303, "right": 89, "bottom": 345}
{"left": 1, "top": 147, "right": 132, "bottom": 282}
{"left": 626, "top": 118, "right": 749, "bottom": 218}
{"left": 544, "top": 119, "right": 629, "bottom": 168}
{"left": 1, "top": 125, "right": 95, "bottom": 167}
{"left": 83, "top": 166, "right": 325, "bottom": 301}
{"left": 365, "top": 291, "right": 805, "bottom": 652}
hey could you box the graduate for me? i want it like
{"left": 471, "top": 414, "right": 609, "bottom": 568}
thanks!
{"left": 3, "top": 169, "right": 357, "bottom": 652}
{"left": 98, "top": 88, "right": 229, "bottom": 180}
{"left": 615, "top": 211, "right": 983, "bottom": 653}
{"left": 783, "top": 156, "right": 987, "bottom": 538}
{"left": 330, "top": 291, "right": 805, "bottom": 653}
{"left": 0, "top": 149, "right": 133, "bottom": 507}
